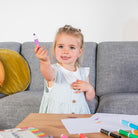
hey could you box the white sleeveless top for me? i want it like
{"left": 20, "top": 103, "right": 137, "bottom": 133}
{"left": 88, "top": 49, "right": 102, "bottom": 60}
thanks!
{"left": 39, "top": 63, "right": 91, "bottom": 114}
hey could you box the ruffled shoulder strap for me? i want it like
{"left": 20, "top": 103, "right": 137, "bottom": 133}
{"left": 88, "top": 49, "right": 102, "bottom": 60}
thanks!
{"left": 79, "top": 67, "right": 90, "bottom": 81}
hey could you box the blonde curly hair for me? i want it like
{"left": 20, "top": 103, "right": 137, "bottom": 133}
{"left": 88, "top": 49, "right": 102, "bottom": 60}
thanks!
{"left": 51, "top": 25, "right": 84, "bottom": 67}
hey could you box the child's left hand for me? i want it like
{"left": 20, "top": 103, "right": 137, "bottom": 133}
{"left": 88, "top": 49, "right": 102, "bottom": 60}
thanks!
{"left": 71, "top": 80, "right": 92, "bottom": 94}
{"left": 71, "top": 79, "right": 95, "bottom": 101}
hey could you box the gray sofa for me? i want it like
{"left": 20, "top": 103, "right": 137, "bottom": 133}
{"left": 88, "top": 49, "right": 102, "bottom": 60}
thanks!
{"left": 0, "top": 41, "right": 138, "bottom": 129}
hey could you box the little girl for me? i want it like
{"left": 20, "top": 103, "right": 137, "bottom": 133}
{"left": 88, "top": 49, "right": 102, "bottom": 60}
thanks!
{"left": 34, "top": 25, "right": 95, "bottom": 114}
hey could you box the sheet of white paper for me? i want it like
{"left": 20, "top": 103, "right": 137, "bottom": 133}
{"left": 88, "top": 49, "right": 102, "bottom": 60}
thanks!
{"left": 61, "top": 113, "right": 138, "bottom": 134}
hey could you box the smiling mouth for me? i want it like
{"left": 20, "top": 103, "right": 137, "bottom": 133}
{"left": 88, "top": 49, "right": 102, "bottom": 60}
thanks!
{"left": 61, "top": 56, "right": 70, "bottom": 60}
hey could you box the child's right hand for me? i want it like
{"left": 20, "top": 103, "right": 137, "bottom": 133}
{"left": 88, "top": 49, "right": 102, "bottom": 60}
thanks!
{"left": 34, "top": 45, "right": 50, "bottom": 62}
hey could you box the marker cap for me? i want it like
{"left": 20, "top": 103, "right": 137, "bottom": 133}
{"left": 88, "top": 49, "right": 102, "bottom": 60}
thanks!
{"left": 61, "top": 134, "right": 68, "bottom": 138}
{"left": 132, "top": 130, "right": 138, "bottom": 136}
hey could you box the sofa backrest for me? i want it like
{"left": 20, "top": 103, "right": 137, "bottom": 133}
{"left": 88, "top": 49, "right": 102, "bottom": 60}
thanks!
{"left": 82, "top": 42, "right": 97, "bottom": 89}
{"left": 0, "top": 42, "right": 21, "bottom": 53}
{"left": 96, "top": 42, "right": 138, "bottom": 96}
{"left": 21, "top": 42, "right": 52, "bottom": 91}
{"left": 21, "top": 42, "right": 97, "bottom": 91}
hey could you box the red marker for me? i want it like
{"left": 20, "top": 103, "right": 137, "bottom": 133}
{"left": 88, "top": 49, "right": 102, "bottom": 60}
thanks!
{"left": 79, "top": 133, "right": 87, "bottom": 138}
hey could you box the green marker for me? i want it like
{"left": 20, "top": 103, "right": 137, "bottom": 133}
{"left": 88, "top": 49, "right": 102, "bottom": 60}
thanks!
{"left": 119, "top": 129, "right": 138, "bottom": 138}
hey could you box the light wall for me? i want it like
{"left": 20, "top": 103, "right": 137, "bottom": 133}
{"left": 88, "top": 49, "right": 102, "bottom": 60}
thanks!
{"left": 0, "top": 0, "right": 138, "bottom": 43}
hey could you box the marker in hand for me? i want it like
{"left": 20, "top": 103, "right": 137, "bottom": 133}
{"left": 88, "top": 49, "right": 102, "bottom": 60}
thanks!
{"left": 33, "top": 33, "right": 40, "bottom": 48}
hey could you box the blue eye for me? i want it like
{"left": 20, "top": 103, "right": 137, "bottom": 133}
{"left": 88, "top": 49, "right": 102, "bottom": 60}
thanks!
{"left": 70, "top": 46, "right": 75, "bottom": 49}
{"left": 59, "top": 45, "right": 63, "bottom": 48}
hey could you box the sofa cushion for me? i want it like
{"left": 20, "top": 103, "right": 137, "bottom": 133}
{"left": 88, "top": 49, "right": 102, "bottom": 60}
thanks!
{"left": 96, "top": 42, "right": 138, "bottom": 96}
{"left": 0, "top": 90, "right": 43, "bottom": 129}
{"left": 97, "top": 92, "right": 138, "bottom": 115}
{"left": 21, "top": 42, "right": 53, "bottom": 91}
{"left": 82, "top": 42, "right": 97, "bottom": 89}
{"left": 0, "top": 49, "right": 30, "bottom": 95}
{"left": 87, "top": 95, "right": 98, "bottom": 114}
{"left": 21, "top": 42, "right": 97, "bottom": 91}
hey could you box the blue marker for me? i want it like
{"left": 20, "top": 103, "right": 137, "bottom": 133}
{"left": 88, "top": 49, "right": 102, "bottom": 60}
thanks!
{"left": 121, "top": 120, "right": 138, "bottom": 130}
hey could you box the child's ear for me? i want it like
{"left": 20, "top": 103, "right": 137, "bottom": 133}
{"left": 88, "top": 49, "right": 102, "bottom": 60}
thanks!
{"left": 79, "top": 48, "right": 83, "bottom": 57}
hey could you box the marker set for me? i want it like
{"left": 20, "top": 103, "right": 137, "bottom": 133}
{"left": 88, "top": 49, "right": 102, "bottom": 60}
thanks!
{"left": 119, "top": 129, "right": 138, "bottom": 138}
{"left": 119, "top": 120, "right": 138, "bottom": 137}
{"left": 100, "top": 120, "right": 138, "bottom": 138}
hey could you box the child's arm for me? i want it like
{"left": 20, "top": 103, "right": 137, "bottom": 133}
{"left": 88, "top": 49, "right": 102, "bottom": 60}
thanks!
{"left": 85, "top": 77, "right": 95, "bottom": 101}
{"left": 34, "top": 45, "right": 55, "bottom": 81}
{"left": 71, "top": 78, "right": 95, "bottom": 101}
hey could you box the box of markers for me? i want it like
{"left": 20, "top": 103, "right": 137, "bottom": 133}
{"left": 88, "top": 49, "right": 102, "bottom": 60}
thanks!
{"left": 0, "top": 127, "right": 48, "bottom": 138}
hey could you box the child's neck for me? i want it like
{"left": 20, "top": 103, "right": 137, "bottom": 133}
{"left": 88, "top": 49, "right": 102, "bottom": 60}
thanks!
{"left": 58, "top": 63, "right": 76, "bottom": 71}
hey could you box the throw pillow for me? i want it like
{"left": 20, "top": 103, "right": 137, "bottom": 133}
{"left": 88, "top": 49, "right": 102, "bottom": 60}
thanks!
{"left": 0, "top": 60, "right": 5, "bottom": 87}
{"left": 0, "top": 49, "right": 30, "bottom": 95}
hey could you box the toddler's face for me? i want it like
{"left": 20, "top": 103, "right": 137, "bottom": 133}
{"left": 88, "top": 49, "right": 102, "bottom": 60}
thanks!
{"left": 55, "top": 33, "right": 83, "bottom": 67}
